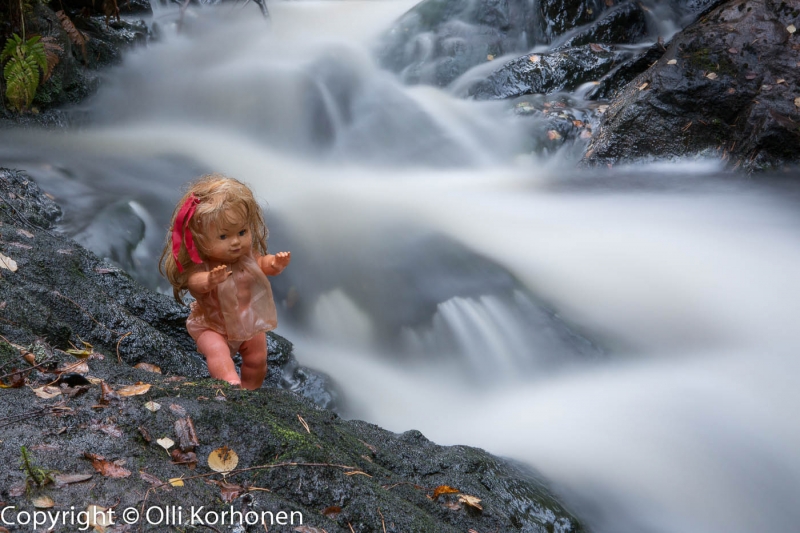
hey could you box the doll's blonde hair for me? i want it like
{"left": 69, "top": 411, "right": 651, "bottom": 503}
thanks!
{"left": 159, "top": 174, "right": 269, "bottom": 303}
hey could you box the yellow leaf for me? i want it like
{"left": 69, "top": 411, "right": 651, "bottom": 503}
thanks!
{"left": 0, "top": 253, "right": 18, "bottom": 272}
{"left": 157, "top": 437, "right": 175, "bottom": 451}
{"left": 486, "top": 54, "right": 494, "bottom": 61}
{"left": 432, "top": 485, "right": 460, "bottom": 500}
{"left": 169, "top": 477, "right": 185, "bottom": 487}
{"left": 117, "top": 383, "right": 152, "bottom": 396}
{"left": 32, "top": 495, "right": 54, "bottom": 508}
{"left": 134, "top": 362, "right": 161, "bottom": 374}
{"left": 208, "top": 446, "right": 239, "bottom": 473}
{"left": 458, "top": 494, "right": 483, "bottom": 511}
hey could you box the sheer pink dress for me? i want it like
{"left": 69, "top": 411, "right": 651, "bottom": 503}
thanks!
{"left": 185, "top": 253, "right": 277, "bottom": 354}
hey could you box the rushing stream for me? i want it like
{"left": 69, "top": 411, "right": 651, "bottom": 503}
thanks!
{"left": 2, "top": 1, "right": 800, "bottom": 532}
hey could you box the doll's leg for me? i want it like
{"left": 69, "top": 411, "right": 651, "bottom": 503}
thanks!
{"left": 238, "top": 333, "right": 267, "bottom": 390}
{"left": 196, "top": 330, "right": 241, "bottom": 386}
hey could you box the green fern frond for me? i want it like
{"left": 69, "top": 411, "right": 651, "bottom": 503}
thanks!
{"left": 1, "top": 34, "right": 47, "bottom": 112}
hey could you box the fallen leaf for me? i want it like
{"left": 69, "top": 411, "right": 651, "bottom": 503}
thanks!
{"left": 746, "top": 72, "right": 757, "bottom": 80}
{"left": 99, "top": 381, "right": 121, "bottom": 404}
{"left": 32, "top": 495, "right": 54, "bottom": 508}
{"left": 208, "top": 479, "right": 244, "bottom": 503}
{"left": 788, "top": 24, "right": 797, "bottom": 34}
{"left": 138, "top": 426, "right": 152, "bottom": 443}
{"left": 529, "top": 54, "right": 540, "bottom": 63}
{"left": 57, "top": 360, "right": 90, "bottom": 374}
{"left": 727, "top": 87, "right": 736, "bottom": 94}
{"left": 117, "top": 383, "right": 151, "bottom": 397}
{"left": 90, "top": 421, "right": 123, "bottom": 438}
{"left": 0, "top": 371, "right": 25, "bottom": 388}
{"left": 597, "top": 104, "right": 609, "bottom": 114}
{"left": 66, "top": 339, "right": 94, "bottom": 358}
{"left": 168, "top": 477, "right": 184, "bottom": 487}
{"left": 33, "top": 385, "right": 62, "bottom": 399}
{"left": 54, "top": 473, "right": 92, "bottom": 487}
{"left": 134, "top": 363, "right": 161, "bottom": 374}
{"left": 762, "top": 84, "right": 773, "bottom": 91}
{"left": 322, "top": 506, "right": 342, "bottom": 518}
{"left": 171, "top": 448, "right": 198, "bottom": 469}
{"left": 0, "top": 253, "right": 18, "bottom": 272}
{"left": 16, "top": 229, "right": 33, "bottom": 238}
{"left": 169, "top": 403, "right": 187, "bottom": 417}
{"left": 777, "top": 79, "right": 786, "bottom": 84}
{"left": 547, "top": 130, "right": 562, "bottom": 141}
{"left": 293, "top": 527, "right": 328, "bottom": 533}
{"left": 87, "top": 505, "right": 113, "bottom": 533}
{"left": 486, "top": 54, "right": 494, "bottom": 60}
{"left": 458, "top": 494, "right": 483, "bottom": 511}
{"left": 667, "top": 59, "right": 677, "bottom": 65}
{"left": 572, "top": 120, "right": 584, "bottom": 128}
{"left": 297, "top": 414, "right": 311, "bottom": 434}
{"left": 795, "top": 97, "right": 800, "bottom": 108}
{"left": 144, "top": 401, "right": 161, "bottom": 412}
{"left": 580, "top": 129, "right": 593, "bottom": 139}
{"left": 140, "top": 470, "right": 171, "bottom": 491}
{"left": 8, "top": 483, "right": 25, "bottom": 497}
{"left": 208, "top": 446, "right": 238, "bottom": 473}
{"left": 638, "top": 82, "right": 649, "bottom": 90}
{"left": 590, "top": 43, "right": 605, "bottom": 53}
{"left": 343, "top": 470, "right": 372, "bottom": 477}
{"left": 157, "top": 437, "right": 175, "bottom": 451}
{"left": 174, "top": 417, "right": 199, "bottom": 451}
{"left": 84, "top": 452, "right": 131, "bottom": 478}
{"left": 443, "top": 501, "right": 461, "bottom": 510}
{"left": 706, "top": 72, "right": 718, "bottom": 80}
{"left": 605, "top": 0, "right": 614, "bottom": 6}
{"left": 728, "top": 47, "right": 738, "bottom": 54}
{"left": 432, "top": 485, "right": 461, "bottom": 500}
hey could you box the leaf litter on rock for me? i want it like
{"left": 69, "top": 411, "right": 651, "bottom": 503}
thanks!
{"left": 84, "top": 452, "right": 131, "bottom": 478}
{"left": 208, "top": 446, "right": 238, "bottom": 473}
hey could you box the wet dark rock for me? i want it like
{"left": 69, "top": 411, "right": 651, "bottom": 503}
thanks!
{"left": 538, "top": 0, "right": 606, "bottom": 43}
{"left": 555, "top": 2, "right": 649, "bottom": 49}
{"left": 0, "top": 353, "right": 584, "bottom": 533}
{"left": 377, "top": 0, "right": 539, "bottom": 87}
{"left": 583, "top": 0, "right": 800, "bottom": 171}
{"left": 584, "top": 42, "right": 665, "bottom": 100}
{"left": 466, "top": 44, "right": 639, "bottom": 100}
{"left": 0, "top": 169, "right": 334, "bottom": 406}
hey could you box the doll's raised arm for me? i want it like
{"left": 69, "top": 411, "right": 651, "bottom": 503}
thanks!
{"left": 258, "top": 251, "right": 291, "bottom": 276}
{"left": 187, "top": 264, "right": 231, "bottom": 294}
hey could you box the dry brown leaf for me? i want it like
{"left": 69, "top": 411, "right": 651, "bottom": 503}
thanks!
{"left": 8, "top": 483, "right": 26, "bottom": 497}
{"left": 727, "top": 87, "right": 736, "bottom": 94}
{"left": 746, "top": 72, "right": 757, "bottom": 80}
{"left": 0, "top": 253, "right": 18, "bottom": 272}
{"left": 138, "top": 426, "right": 152, "bottom": 443}
{"left": 33, "top": 385, "right": 62, "bottom": 399}
{"left": 547, "top": 130, "right": 562, "bottom": 141}
{"left": 589, "top": 43, "right": 605, "bottom": 53}
{"left": 174, "top": 417, "right": 199, "bottom": 451}
{"left": 529, "top": 54, "right": 540, "bottom": 63}
{"left": 777, "top": 79, "right": 786, "bottom": 84}
{"left": 728, "top": 47, "right": 739, "bottom": 54}
{"left": 572, "top": 120, "right": 584, "bottom": 128}
{"left": 32, "top": 495, "right": 54, "bottom": 508}
{"left": 90, "top": 420, "right": 123, "bottom": 438}
{"left": 638, "top": 82, "right": 649, "bottom": 90}
{"left": 171, "top": 448, "right": 198, "bottom": 469}
{"left": 169, "top": 403, "right": 187, "bottom": 417}
{"left": 458, "top": 494, "right": 483, "bottom": 511}
{"left": 56, "top": 11, "right": 88, "bottom": 63}
{"left": 0, "top": 370, "right": 25, "bottom": 389}
{"left": 443, "top": 501, "right": 461, "bottom": 510}
{"left": 580, "top": 129, "right": 593, "bottom": 139}
{"left": 99, "top": 381, "right": 121, "bottom": 404}
{"left": 84, "top": 452, "right": 131, "bottom": 478}
{"left": 54, "top": 473, "right": 92, "bottom": 487}
{"left": 16, "top": 229, "right": 34, "bottom": 239}
{"left": 117, "top": 382, "right": 151, "bottom": 397}
{"left": 706, "top": 72, "right": 718, "bottom": 80}
{"left": 139, "top": 470, "right": 171, "bottom": 491}
{"left": 322, "top": 506, "right": 342, "bottom": 518}
{"left": 486, "top": 54, "right": 494, "bottom": 61}
{"left": 134, "top": 362, "right": 161, "bottom": 374}
{"left": 208, "top": 479, "right": 244, "bottom": 503}
{"left": 208, "top": 446, "right": 238, "bottom": 473}
{"left": 432, "top": 485, "right": 461, "bottom": 500}
{"left": 144, "top": 401, "right": 160, "bottom": 412}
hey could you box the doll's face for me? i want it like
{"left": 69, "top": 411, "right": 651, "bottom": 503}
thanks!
{"left": 202, "top": 211, "right": 253, "bottom": 264}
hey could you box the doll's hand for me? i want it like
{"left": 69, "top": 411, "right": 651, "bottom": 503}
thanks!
{"left": 208, "top": 264, "right": 231, "bottom": 287}
{"left": 261, "top": 252, "right": 291, "bottom": 275}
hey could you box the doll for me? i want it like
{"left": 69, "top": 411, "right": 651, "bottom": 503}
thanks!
{"left": 159, "top": 174, "right": 291, "bottom": 389}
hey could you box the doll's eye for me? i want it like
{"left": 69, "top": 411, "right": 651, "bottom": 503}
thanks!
{"left": 238, "top": 229, "right": 247, "bottom": 236}
{"left": 219, "top": 234, "right": 227, "bottom": 240}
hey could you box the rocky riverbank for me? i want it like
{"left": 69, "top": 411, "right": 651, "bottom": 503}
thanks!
{"left": 0, "top": 170, "right": 585, "bottom": 532}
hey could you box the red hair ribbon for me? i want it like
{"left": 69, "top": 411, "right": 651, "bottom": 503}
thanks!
{"left": 172, "top": 194, "right": 204, "bottom": 272}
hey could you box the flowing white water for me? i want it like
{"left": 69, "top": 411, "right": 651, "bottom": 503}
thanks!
{"left": 2, "top": 2, "right": 800, "bottom": 532}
